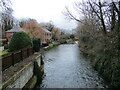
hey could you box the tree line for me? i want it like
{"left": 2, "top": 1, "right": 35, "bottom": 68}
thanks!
{"left": 64, "top": 0, "right": 120, "bottom": 88}
{"left": 0, "top": 0, "right": 65, "bottom": 42}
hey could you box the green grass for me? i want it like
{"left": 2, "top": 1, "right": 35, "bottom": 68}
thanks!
{"left": 48, "top": 42, "right": 60, "bottom": 48}
{"left": 53, "top": 42, "right": 60, "bottom": 45}
{"left": 0, "top": 50, "right": 8, "bottom": 56}
{"left": 48, "top": 43, "right": 54, "bottom": 48}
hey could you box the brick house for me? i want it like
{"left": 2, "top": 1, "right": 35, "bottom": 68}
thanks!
{"left": 6, "top": 27, "right": 52, "bottom": 45}
{"left": 40, "top": 28, "right": 52, "bottom": 45}
{"left": 6, "top": 28, "right": 24, "bottom": 41}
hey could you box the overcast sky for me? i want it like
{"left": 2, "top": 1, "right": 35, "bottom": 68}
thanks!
{"left": 11, "top": 0, "right": 80, "bottom": 30}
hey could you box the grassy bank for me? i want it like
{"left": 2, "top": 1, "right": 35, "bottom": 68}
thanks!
{"left": 43, "top": 41, "right": 60, "bottom": 50}
{"left": 93, "top": 53, "right": 120, "bottom": 88}
{"left": 48, "top": 42, "right": 60, "bottom": 48}
{"left": 79, "top": 41, "right": 120, "bottom": 88}
{"left": 0, "top": 49, "right": 8, "bottom": 56}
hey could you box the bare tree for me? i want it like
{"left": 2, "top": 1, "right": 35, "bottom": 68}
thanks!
{"left": 63, "top": 0, "right": 117, "bottom": 35}
{"left": 0, "top": 0, "right": 12, "bottom": 11}
{"left": 0, "top": 0, "right": 14, "bottom": 38}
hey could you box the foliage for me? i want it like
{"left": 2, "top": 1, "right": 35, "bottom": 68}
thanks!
{"left": 48, "top": 42, "right": 60, "bottom": 48}
{"left": 0, "top": 49, "right": 8, "bottom": 56}
{"left": 48, "top": 43, "right": 53, "bottom": 48}
{"left": 23, "top": 20, "right": 43, "bottom": 39}
{"left": 70, "top": 34, "right": 75, "bottom": 39}
{"left": 60, "top": 39, "right": 67, "bottom": 44}
{"left": 32, "top": 38, "right": 41, "bottom": 52}
{"left": 73, "top": 0, "right": 120, "bottom": 88}
{"left": 9, "top": 32, "right": 32, "bottom": 51}
{"left": 52, "top": 42, "right": 60, "bottom": 45}
{"left": 52, "top": 27, "right": 61, "bottom": 41}
{"left": 19, "top": 18, "right": 28, "bottom": 28}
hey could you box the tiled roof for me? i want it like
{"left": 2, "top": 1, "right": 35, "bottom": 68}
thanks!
{"left": 43, "top": 28, "right": 51, "bottom": 33}
{"left": 6, "top": 28, "right": 24, "bottom": 33}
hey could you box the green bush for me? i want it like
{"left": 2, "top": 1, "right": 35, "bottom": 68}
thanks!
{"left": 52, "top": 42, "right": 60, "bottom": 45}
{"left": 48, "top": 43, "right": 53, "bottom": 48}
{"left": 0, "top": 49, "right": 8, "bottom": 56}
{"left": 33, "top": 38, "right": 40, "bottom": 52}
{"left": 60, "top": 39, "right": 67, "bottom": 44}
{"left": 48, "top": 42, "right": 60, "bottom": 48}
{"left": 9, "top": 32, "right": 32, "bottom": 52}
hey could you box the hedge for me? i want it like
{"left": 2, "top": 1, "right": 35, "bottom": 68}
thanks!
{"left": 9, "top": 32, "right": 32, "bottom": 52}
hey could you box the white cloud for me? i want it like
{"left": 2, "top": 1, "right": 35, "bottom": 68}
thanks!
{"left": 11, "top": 0, "right": 79, "bottom": 30}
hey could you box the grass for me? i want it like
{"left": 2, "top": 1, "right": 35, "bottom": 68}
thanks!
{"left": 48, "top": 42, "right": 60, "bottom": 48}
{"left": 48, "top": 43, "right": 54, "bottom": 48}
{"left": 0, "top": 49, "right": 8, "bottom": 56}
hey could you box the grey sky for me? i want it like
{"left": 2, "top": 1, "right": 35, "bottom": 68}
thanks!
{"left": 11, "top": 0, "right": 80, "bottom": 30}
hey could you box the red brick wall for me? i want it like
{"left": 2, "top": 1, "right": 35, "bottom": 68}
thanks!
{"left": 6, "top": 32, "right": 11, "bottom": 41}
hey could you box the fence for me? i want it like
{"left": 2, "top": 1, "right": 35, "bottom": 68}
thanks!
{"left": 2, "top": 46, "right": 34, "bottom": 71}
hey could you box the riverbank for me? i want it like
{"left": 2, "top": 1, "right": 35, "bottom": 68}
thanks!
{"left": 79, "top": 42, "right": 120, "bottom": 88}
{"left": 2, "top": 52, "right": 44, "bottom": 89}
{"left": 43, "top": 41, "right": 60, "bottom": 51}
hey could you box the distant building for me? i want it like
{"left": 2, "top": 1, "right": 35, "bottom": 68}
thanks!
{"left": 6, "top": 28, "right": 24, "bottom": 41}
{"left": 6, "top": 27, "right": 52, "bottom": 46}
{"left": 41, "top": 28, "right": 52, "bottom": 45}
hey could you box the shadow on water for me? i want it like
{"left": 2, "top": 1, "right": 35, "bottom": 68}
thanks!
{"left": 38, "top": 44, "right": 107, "bottom": 88}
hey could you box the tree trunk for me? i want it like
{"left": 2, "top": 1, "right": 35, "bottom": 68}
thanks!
{"left": 99, "top": 2, "right": 107, "bottom": 35}
{"left": 111, "top": 2, "right": 116, "bottom": 31}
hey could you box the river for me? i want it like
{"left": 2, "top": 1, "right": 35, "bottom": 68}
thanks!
{"left": 39, "top": 44, "right": 107, "bottom": 88}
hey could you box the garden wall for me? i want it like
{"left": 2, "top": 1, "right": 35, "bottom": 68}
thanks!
{"left": 2, "top": 54, "right": 43, "bottom": 89}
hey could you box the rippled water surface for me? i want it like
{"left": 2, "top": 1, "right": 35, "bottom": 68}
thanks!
{"left": 39, "top": 44, "right": 107, "bottom": 88}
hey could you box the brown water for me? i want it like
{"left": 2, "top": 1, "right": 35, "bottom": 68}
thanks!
{"left": 39, "top": 44, "right": 107, "bottom": 88}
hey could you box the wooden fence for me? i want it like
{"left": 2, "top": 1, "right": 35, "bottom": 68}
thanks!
{"left": 2, "top": 46, "right": 34, "bottom": 71}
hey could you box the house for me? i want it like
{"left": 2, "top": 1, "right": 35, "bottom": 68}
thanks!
{"left": 6, "top": 27, "right": 52, "bottom": 46}
{"left": 6, "top": 28, "right": 24, "bottom": 41}
{"left": 41, "top": 28, "right": 52, "bottom": 45}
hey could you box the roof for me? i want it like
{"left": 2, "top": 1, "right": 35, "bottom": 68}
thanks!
{"left": 43, "top": 28, "right": 51, "bottom": 33}
{"left": 6, "top": 28, "right": 24, "bottom": 33}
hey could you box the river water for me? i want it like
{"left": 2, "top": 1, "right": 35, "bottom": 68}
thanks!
{"left": 39, "top": 44, "right": 107, "bottom": 88}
